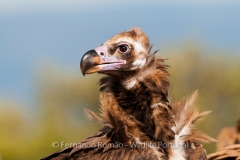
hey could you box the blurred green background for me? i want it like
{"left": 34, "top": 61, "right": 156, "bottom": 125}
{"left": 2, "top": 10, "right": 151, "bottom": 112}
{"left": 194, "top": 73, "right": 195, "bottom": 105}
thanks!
{"left": 0, "top": 1, "right": 240, "bottom": 159}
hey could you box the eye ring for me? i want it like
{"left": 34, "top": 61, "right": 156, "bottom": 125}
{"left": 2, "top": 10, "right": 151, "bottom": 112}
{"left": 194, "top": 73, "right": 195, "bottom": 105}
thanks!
{"left": 117, "top": 43, "right": 131, "bottom": 54}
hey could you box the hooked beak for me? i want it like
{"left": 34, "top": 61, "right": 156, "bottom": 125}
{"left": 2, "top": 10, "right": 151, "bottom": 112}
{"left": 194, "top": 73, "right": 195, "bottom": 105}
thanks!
{"left": 80, "top": 45, "right": 126, "bottom": 75}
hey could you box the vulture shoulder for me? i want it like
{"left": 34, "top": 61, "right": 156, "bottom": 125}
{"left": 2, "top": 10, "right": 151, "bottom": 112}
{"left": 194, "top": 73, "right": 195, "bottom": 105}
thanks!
{"left": 41, "top": 126, "right": 159, "bottom": 160}
{"left": 216, "top": 118, "right": 240, "bottom": 150}
{"left": 207, "top": 144, "right": 240, "bottom": 160}
{"left": 207, "top": 118, "right": 240, "bottom": 160}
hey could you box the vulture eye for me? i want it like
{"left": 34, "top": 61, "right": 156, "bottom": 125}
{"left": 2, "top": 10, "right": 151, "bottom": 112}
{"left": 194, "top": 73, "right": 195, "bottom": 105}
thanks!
{"left": 117, "top": 44, "right": 130, "bottom": 54}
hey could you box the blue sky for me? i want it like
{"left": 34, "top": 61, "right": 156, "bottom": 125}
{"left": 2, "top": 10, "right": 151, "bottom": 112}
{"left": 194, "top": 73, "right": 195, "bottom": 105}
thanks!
{"left": 0, "top": 0, "right": 240, "bottom": 109}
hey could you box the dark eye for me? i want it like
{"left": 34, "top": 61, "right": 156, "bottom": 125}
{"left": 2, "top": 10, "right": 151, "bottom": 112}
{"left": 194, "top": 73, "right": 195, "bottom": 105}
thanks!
{"left": 118, "top": 44, "right": 130, "bottom": 54}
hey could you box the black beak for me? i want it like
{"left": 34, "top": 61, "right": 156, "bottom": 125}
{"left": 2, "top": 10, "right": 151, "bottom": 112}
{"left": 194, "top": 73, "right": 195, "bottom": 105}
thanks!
{"left": 80, "top": 50, "right": 99, "bottom": 76}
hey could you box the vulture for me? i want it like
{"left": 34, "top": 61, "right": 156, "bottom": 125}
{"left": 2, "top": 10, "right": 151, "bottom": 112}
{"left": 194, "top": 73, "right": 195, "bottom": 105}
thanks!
{"left": 207, "top": 118, "right": 240, "bottom": 160}
{"left": 41, "top": 27, "right": 215, "bottom": 160}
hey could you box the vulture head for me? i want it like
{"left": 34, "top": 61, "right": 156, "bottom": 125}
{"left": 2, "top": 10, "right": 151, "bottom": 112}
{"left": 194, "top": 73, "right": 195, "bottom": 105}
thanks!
{"left": 80, "top": 27, "right": 150, "bottom": 78}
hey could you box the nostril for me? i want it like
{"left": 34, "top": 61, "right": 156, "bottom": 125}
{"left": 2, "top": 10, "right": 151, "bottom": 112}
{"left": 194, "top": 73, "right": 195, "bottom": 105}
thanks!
{"left": 100, "top": 52, "right": 104, "bottom": 56}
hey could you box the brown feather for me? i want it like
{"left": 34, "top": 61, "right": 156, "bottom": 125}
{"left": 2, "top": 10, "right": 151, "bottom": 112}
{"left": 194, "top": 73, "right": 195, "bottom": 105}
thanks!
{"left": 207, "top": 118, "right": 240, "bottom": 160}
{"left": 207, "top": 144, "right": 240, "bottom": 160}
{"left": 172, "top": 91, "right": 216, "bottom": 144}
{"left": 216, "top": 118, "right": 240, "bottom": 150}
{"left": 169, "top": 91, "right": 216, "bottom": 160}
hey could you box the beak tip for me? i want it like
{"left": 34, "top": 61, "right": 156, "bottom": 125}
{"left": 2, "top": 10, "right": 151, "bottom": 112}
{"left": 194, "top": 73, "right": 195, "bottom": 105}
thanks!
{"left": 80, "top": 64, "right": 86, "bottom": 77}
{"left": 80, "top": 67, "right": 86, "bottom": 76}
